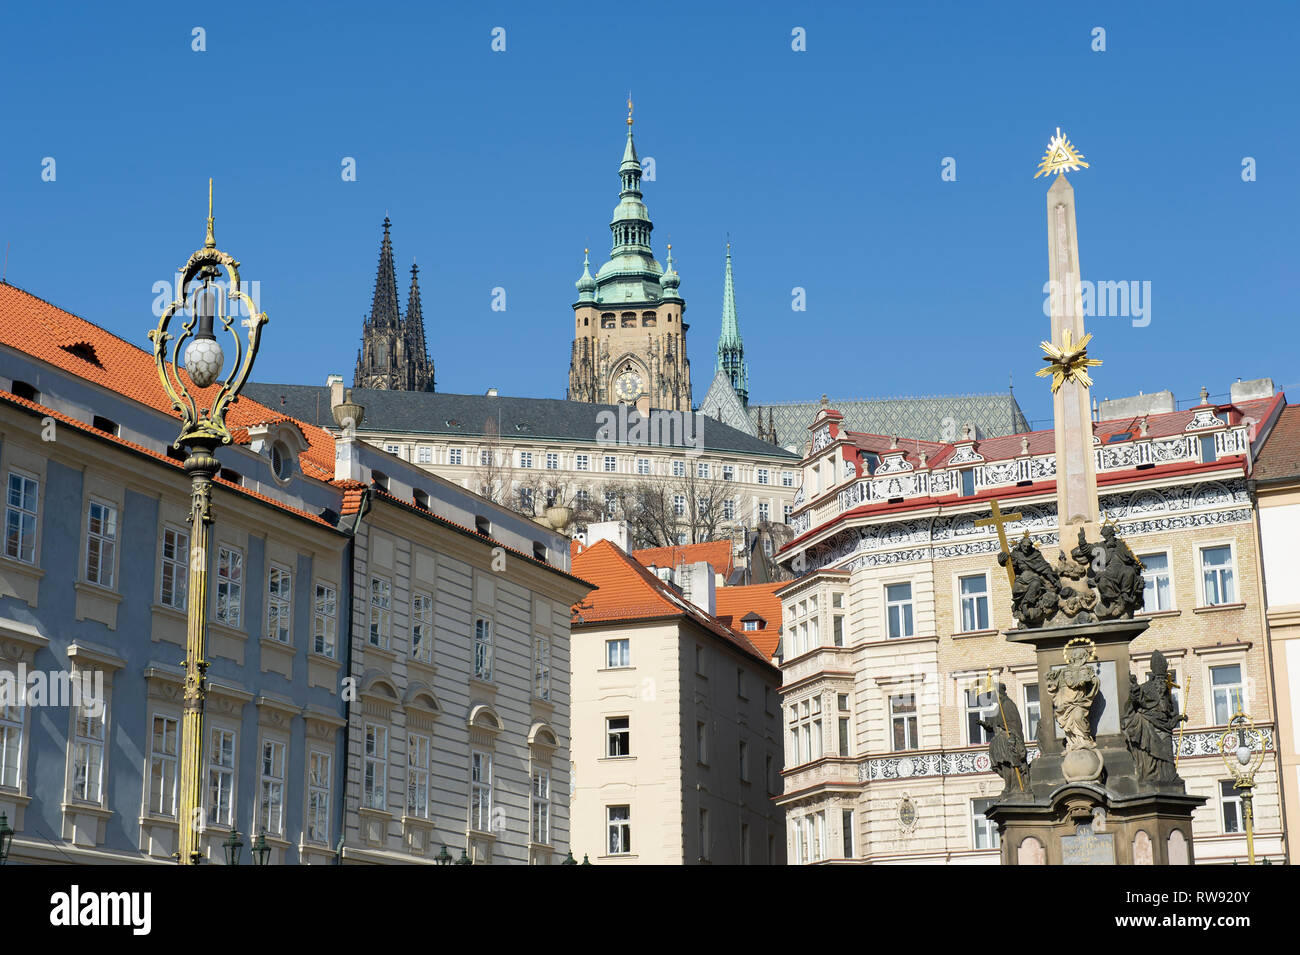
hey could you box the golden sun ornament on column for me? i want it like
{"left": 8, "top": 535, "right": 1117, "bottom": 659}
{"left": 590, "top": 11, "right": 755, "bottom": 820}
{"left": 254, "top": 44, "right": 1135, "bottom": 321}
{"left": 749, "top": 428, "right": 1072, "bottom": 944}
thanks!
{"left": 1036, "top": 328, "right": 1103, "bottom": 393}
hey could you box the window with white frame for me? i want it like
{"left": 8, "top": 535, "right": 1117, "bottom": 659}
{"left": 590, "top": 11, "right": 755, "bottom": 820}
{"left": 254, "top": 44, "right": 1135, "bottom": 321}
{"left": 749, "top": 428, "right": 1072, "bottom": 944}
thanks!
{"left": 85, "top": 499, "right": 117, "bottom": 588}
{"left": 474, "top": 617, "right": 493, "bottom": 680}
{"left": 531, "top": 769, "right": 551, "bottom": 845}
{"left": 697, "top": 462, "right": 710, "bottom": 479}
{"left": 411, "top": 591, "right": 433, "bottom": 663}
{"left": 971, "top": 798, "right": 1000, "bottom": 849}
{"left": 758, "top": 502, "right": 770, "bottom": 522}
{"left": 604, "top": 491, "right": 618, "bottom": 518}
{"left": 160, "top": 525, "right": 189, "bottom": 610}
{"left": 890, "top": 693, "right": 918, "bottom": 751}
{"left": 307, "top": 751, "right": 331, "bottom": 843}
{"left": 606, "top": 638, "right": 630, "bottom": 668}
{"left": 448, "top": 448, "right": 463, "bottom": 466}
{"left": 266, "top": 563, "right": 292, "bottom": 643}
{"left": 470, "top": 750, "right": 493, "bottom": 832}
{"left": 886, "top": 582, "right": 914, "bottom": 638}
{"left": 673, "top": 494, "right": 686, "bottom": 517}
{"left": 782, "top": 471, "right": 795, "bottom": 487}
{"left": 1024, "top": 683, "right": 1041, "bottom": 741}
{"left": 1210, "top": 663, "right": 1244, "bottom": 725}
{"left": 797, "top": 811, "right": 826, "bottom": 863}
{"left": 363, "top": 723, "right": 387, "bottom": 809}
{"left": 607, "top": 716, "right": 630, "bottom": 757}
{"left": 4, "top": 471, "right": 39, "bottom": 563}
{"left": 519, "top": 487, "right": 534, "bottom": 512}
{"left": 546, "top": 452, "right": 559, "bottom": 470}
{"left": 259, "top": 739, "right": 286, "bottom": 835}
{"left": 757, "top": 467, "right": 769, "bottom": 485}
{"left": 208, "top": 727, "right": 236, "bottom": 826}
{"left": 369, "top": 576, "right": 391, "bottom": 648}
{"left": 1220, "top": 779, "right": 1243, "bottom": 833}
{"left": 314, "top": 582, "right": 337, "bottom": 657}
{"left": 607, "top": 805, "right": 631, "bottom": 854}
{"left": 0, "top": 701, "right": 22, "bottom": 789}
{"left": 148, "top": 714, "right": 178, "bottom": 816}
{"left": 636, "top": 458, "right": 650, "bottom": 475}
{"left": 416, "top": 446, "right": 432, "bottom": 464}
{"left": 575, "top": 489, "right": 589, "bottom": 508}
{"left": 518, "top": 451, "right": 533, "bottom": 468}
{"left": 216, "top": 546, "right": 243, "bottom": 627}
{"left": 71, "top": 705, "right": 105, "bottom": 803}
{"left": 723, "top": 498, "right": 736, "bottom": 520}
{"left": 534, "top": 634, "right": 551, "bottom": 701}
{"left": 1200, "top": 545, "right": 1236, "bottom": 606}
{"left": 722, "top": 465, "right": 734, "bottom": 481}
{"left": 788, "top": 697, "right": 823, "bottom": 765}
{"left": 966, "top": 688, "right": 998, "bottom": 745}
{"left": 959, "top": 574, "right": 990, "bottom": 632}
{"left": 385, "top": 444, "right": 401, "bottom": 456}
{"left": 783, "top": 504, "right": 793, "bottom": 520}
{"left": 1140, "top": 552, "right": 1172, "bottom": 611}
{"left": 407, "top": 732, "right": 431, "bottom": 817}
{"left": 575, "top": 453, "right": 589, "bottom": 471}
{"left": 672, "top": 460, "right": 685, "bottom": 478}
{"left": 744, "top": 619, "right": 759, "bottom": 632}
{"left": 479, "top": 449, "right": 491, "bottom": 467}
{"left": 604, "top": 455, "right": 617, "bottom": 472}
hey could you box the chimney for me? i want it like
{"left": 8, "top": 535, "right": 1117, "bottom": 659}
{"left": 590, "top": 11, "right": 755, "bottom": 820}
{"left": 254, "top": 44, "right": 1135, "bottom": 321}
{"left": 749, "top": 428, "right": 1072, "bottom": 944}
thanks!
{"left": 328, "top": 374, "right": 344, "bottom": 409}
{"left": 585, "top": 520, "right": 631, "bottom": 552}
{"left": 680, "top": 560, "right": 716, "bottom": 616}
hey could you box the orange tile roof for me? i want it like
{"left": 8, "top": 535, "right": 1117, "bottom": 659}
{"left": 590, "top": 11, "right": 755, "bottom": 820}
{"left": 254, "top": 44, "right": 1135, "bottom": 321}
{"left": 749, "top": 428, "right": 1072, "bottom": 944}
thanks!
{"left": 1254, "top": 404, "right": 1300, "bottom": 484}
{"left": 0, "top": 282, "right": 337, "bottom": 480}
{"left": 572, "top": 539, "right": 774, "bottom": 669}
{"left": 632, "top": 539, "right": 734, "bottom": 579}
{"left": 714, "top": 582, "right": 785, "bottom": 659}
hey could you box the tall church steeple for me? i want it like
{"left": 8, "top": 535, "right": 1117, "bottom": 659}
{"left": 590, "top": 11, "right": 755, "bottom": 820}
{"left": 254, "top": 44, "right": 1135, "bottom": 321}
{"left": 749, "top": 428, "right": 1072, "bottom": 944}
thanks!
{"left": 354, "top": 218, "right": 435, "bottom": 392}
{"left": 716, "top": 243, "right": 748, "bottom": 405}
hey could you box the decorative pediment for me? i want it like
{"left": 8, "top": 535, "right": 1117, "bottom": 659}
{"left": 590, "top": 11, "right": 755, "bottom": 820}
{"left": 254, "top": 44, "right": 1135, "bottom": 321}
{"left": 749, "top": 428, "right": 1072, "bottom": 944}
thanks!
{"left": 528, "top": 721, "right": 559, "bottom": 750}
{"left": 875, "top": 452, "right": 913, "bottom": 475}
{"left": 947, "top": 443, "right": 984, "bottom": 465}
{"left": 1186, "top": 408, "right": 1223, "bottom": 432}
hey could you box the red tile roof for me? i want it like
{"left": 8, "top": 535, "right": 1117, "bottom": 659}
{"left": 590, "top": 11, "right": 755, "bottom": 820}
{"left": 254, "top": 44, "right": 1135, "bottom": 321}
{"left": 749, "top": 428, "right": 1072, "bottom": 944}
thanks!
{"left": 1254, "top": 404, "right": 1300, "bottom": 484}
{"left": 714, "top": 582, "right": 785, "bottom": 659}
{"left": 572, "top": 539, "right": 774, "bottom": 669}
{"left": 632, "top": 539, "right": 734, "bottom": 579}
{"left": 0, "top": 282, "right": 337, "bottom": 480}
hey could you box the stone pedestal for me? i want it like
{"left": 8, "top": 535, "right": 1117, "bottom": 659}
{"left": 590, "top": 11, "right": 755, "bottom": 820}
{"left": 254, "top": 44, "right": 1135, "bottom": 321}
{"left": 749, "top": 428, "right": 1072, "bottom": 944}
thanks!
{"left": 984, "top": 617, "right": 1205, "bottom": 864}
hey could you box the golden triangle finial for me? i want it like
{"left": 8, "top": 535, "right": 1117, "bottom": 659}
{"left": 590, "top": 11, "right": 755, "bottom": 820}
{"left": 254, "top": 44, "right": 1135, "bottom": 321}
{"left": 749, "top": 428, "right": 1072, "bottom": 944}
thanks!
{"left": 627, "top": 93, "right": 633, "bottom": 127}
{"left": 205, "top": 178, "right": 216, "bottom": 249}
{"left": 1035, "top": 127, "right": 1089, "bottom": 179}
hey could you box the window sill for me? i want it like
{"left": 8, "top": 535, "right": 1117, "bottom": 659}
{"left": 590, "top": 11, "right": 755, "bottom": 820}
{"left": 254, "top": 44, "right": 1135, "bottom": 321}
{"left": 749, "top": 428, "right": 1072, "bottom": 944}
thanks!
{"left": 308, "top": 649, "right": 341, "bottom": 667}
{"left": 1138, "top": 609, "right": 1181, "bottom": 619}
{"left": 599, "top": 755, "right": 636, "bottom": 762}
{"left": 1194, "top": 603, "right": 1247, "bottom": 615}
{"left": 62, "top": 801, "right": 112, "bottom": 820}
{"left": 952, "top": 629, "right": 999, "bottom": 640}
{"left": 366, "top": 643, "right": 399, "bottom": 664}
{"left": 407, "top": 656, "right": 438, "bottom": 679}
{"left": 598, "top": 666, "right": 636, "bottom": 673}
{"left": 150, "top": 601, "right": 187, "bottom": 621}
{"left": 209, "top": 619, "right": 247, "bottom": 643}
{"left": 599, "top": 853, "right": 638, "bottom": 860}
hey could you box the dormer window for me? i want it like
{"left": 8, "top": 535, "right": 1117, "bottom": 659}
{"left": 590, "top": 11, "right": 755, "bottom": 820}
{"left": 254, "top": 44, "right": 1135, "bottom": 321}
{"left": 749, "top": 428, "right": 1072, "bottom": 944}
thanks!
{"left": 10, "top": 380, "right": 38, "bottom": 402}
{"left": 371, "top": 470, "right": 389, "bottom": 492}
{"left": 271, "top": 441, "right": 293, "bottom": 482}
{"left": 475, "top": 515, "right": 492, "bottom": 537}
{"left": 92, "top": 415, "right": 119, "bottom": 436}
{"left": 413, "top": 489, "right": 430, "bottom": 510}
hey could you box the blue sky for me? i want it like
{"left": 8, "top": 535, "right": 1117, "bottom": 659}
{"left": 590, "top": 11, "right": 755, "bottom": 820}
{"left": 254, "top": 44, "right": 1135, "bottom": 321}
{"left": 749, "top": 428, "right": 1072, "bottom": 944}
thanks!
{"left": 1, "top": 1, "right": 1295, "bottom": 430}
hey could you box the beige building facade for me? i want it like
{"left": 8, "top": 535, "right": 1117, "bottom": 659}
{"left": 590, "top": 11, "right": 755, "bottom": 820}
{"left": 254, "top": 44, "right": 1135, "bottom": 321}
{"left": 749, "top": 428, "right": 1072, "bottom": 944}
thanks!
{"left": 775, "top": 390, "right": 1290, "bottom": 864}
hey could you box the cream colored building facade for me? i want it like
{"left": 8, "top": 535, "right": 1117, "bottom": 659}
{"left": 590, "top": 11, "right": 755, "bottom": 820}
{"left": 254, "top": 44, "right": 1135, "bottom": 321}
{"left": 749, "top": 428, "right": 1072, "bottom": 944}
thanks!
{"left": 569, "top": 539, "right": 785, "bottom": 864}
{"left": 775, "top": 394, "right": 1289, "bottom": 865}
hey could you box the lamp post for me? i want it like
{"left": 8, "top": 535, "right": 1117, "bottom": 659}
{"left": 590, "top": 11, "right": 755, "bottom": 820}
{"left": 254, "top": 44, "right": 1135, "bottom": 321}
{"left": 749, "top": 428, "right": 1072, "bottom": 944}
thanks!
{"left": 222, "top": 829, "right": 244, "bottom": 866}
{"left": 251, "top": 831, "right": 271, "bottom": 866}
{"left": 1220, "top": 709, "right": 1266, "bottom": 865}
{"left": 0, "top": 812, "right": 13, "bottom": 864}
{"left": 435, "top": 845, "right": 453, "bottom": 865}
{"left": 150, "top": 181, "right": 267, "bottom": 865}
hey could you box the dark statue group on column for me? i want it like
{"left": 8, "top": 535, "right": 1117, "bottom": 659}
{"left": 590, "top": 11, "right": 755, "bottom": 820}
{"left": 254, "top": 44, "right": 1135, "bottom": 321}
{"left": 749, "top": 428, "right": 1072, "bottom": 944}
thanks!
{"left": 978, "top": 683, "right": 1030, "bottom": 794}
{"left": 1122, "top": 649, "right": 1187, "bottom": 786}
{"left": 998, "top": 523, "right": 1146, "bottom": 629}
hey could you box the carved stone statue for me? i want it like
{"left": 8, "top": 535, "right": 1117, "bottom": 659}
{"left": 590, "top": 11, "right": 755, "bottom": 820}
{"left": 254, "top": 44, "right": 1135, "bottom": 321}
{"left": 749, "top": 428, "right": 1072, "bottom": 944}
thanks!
{"left": 1122, "top": 650, "right": 1186, "bottom": 786}
{"left": 977, "top": 682, "right": 1030, "bottom": 794}
{"left": 1000, "top": 535, "right": 1061, "bottom": 628}
{"left": 1045, "top": 642, "right": 1100, "bottom": 752}
{"left": 1092, "top": 523, "right": 1145, "bottom": 619}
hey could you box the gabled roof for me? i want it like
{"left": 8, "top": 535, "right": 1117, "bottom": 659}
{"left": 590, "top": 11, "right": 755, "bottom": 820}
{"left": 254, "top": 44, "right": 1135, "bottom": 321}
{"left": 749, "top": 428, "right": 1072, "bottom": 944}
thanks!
{"left": 1254, "top": 404, "right": 1300, "bottom": 484}
{"left": 632, "top": 540, "right": 734, "bottom": 579}
{"left": 244, "top": 382, "right": 799, "bottom": 459}
{"left": 572, "top": 539, "right": 774, "bottom": 669}
{"left": 0, "top": 282, "right": 337, "bottom": 481}
{"left": 714, "top": 582, "right": 785, "bottom": 659}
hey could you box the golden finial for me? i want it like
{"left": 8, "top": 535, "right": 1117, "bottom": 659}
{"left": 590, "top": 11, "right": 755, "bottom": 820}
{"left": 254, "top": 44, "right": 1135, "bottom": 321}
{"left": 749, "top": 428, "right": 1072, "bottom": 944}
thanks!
{"left": 584, "top": 247, "right": 589, "bottom": 254}
{"left": 1035, "top": 127, "right": 1089, "bottom": 179}
{"left": 1036, "top": 327, "right": 1102, "bottom": 393}
{"left": 666, "top": 243, "right": 671, "bottom": 250}
{"left": 627, "top": 93, "right": 634, "bottom": 127}
{"left": 205, "top": 178, "right": 216, "bottom": 249}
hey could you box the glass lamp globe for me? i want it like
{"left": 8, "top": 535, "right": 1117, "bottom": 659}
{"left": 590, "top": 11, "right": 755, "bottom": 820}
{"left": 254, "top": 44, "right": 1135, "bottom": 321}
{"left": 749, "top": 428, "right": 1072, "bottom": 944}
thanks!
{"left": 1236, "top": 744, "right": 1252, "bottom": 767}
{"left": 184, "top": 336, "right": 224, "bottom": 388}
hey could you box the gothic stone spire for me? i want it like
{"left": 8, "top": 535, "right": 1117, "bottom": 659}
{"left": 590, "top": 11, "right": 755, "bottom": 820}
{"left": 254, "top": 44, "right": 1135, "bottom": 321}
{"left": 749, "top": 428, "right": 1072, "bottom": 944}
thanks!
{"left": 716, "top": 243, "right": 749, "bottom": 405}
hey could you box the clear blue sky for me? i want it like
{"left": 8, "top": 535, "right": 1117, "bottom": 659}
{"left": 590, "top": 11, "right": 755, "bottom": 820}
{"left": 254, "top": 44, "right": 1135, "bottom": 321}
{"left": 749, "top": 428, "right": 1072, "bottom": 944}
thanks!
{"left": 2, "top": 1, "right": 1295, "bottom": 430}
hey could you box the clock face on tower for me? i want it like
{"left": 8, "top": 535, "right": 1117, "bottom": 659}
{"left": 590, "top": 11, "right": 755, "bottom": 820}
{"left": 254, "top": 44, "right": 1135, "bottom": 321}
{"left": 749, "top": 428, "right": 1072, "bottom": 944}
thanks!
{"left": 614, "top": 370, "right": 644, "bottom": 403}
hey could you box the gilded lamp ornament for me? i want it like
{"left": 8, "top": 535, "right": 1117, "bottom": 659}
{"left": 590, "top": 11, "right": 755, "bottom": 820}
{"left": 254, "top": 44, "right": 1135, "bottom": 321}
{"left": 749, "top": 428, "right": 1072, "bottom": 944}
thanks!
{"left": 148, "top": 180, "right": 267, "bottom": 865}
{"left": 1035, "top": 327, "right": 1102, "bottom": 393}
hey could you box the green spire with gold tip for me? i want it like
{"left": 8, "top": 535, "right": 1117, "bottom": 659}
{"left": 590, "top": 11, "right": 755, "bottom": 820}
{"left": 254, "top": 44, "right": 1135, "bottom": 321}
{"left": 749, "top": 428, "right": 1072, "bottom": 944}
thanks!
{"left": 716, "top": 242, "right": 748, "bottom": 404}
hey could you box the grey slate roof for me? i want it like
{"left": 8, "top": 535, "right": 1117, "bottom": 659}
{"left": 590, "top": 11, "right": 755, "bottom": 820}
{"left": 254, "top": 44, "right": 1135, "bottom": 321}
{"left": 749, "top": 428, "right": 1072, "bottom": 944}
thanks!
{"left": 748, "top": 394, "right": 1030, "bottom": 449}
{"left": 246, "top": 383, "right": 800, "bottom": 459}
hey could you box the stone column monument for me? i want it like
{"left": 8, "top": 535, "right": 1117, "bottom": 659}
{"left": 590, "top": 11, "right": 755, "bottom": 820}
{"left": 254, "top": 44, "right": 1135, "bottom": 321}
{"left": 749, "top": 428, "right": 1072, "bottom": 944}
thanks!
{"left": 982, "top": 131, "right": 1205, "bottom": 865}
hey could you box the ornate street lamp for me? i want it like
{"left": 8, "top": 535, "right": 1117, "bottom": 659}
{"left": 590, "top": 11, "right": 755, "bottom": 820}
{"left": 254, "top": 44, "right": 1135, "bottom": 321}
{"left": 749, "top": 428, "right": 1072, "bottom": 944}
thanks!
{"left": 0, "top": 812, "right": 13, "bottom": 864}
{"left": 561, "top": 850, "right": 577, "bottom": 865}
{"left": 1220, "top": 709, "right": 1267, "bottom": 865}
{"left": 251, "top": 831, "right": 272, "bottom": 866}
{"left": 435, "top": 845, "right": 453, "bottom": 865}
{"left": 222, "top": 829, "right": 244, "bottom": 866}
{"left": 150, "top": 181, "right": 268, "bottom": 865}
{"left": 457, "top": 848, "right": 472, "bottom": 865}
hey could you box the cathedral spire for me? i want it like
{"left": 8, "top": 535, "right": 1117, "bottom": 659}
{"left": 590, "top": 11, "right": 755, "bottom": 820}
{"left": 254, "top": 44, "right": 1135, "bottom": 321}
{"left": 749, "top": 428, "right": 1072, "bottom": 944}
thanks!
{"left": 369, "top": 216, "right": 401, "bottom": 328}
{"left": 716, "top": 243, "right": 748, "bottom": 404}
{"left": 405, "top": 260, "right": 435, "bottom": 392}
